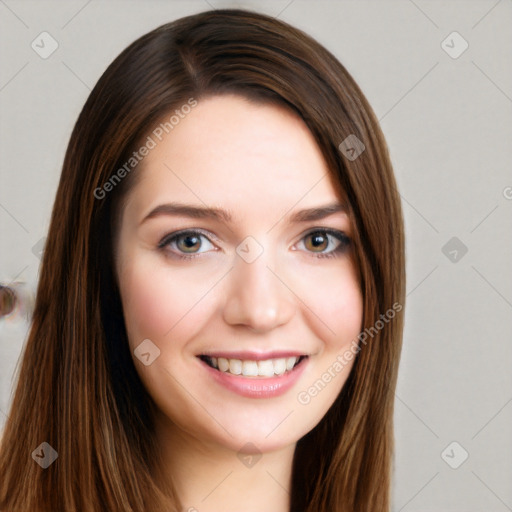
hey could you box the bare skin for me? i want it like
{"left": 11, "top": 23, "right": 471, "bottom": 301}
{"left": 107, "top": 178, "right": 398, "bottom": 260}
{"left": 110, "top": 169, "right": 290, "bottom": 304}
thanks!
{"left": 114, "top": 95, "right": 363, "bottom": 512}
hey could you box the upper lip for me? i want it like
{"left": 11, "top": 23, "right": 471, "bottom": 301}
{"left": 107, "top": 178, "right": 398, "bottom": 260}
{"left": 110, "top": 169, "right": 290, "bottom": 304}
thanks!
{"left": 197, "top": 350, "right": 308, "bottom": 361}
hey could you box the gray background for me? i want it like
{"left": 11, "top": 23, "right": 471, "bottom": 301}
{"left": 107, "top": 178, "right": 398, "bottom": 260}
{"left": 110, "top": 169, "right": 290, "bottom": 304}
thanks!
{"left": 1, "top": 0, "right": 511, "bottom": 510}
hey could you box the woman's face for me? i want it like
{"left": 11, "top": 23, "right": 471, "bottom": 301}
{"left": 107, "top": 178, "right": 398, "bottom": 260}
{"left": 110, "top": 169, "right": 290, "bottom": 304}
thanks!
{"left": 114, "top": 94, "right": 363, "bottom": 454}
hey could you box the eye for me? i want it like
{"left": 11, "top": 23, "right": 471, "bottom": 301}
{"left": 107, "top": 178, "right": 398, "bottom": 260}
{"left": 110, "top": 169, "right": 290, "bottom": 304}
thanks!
{"left": 158, "top": 229, "right": 217, "bottom": 260}
{"left": 157, "top": 228, "right": 351, "bottom": 261}
{"left": 296, "top": 229, "right": 351, "bottom": 259}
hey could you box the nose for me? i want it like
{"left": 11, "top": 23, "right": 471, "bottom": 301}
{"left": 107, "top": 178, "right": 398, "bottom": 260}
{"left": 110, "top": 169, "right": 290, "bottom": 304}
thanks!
{"left": 222, "top": 251, "right": 295, "bottom": 333}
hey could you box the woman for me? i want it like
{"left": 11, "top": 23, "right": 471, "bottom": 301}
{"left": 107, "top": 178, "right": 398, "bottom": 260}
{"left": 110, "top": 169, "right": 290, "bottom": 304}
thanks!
{"left": 0, "top": 9, "right": 405, "bottom": 512}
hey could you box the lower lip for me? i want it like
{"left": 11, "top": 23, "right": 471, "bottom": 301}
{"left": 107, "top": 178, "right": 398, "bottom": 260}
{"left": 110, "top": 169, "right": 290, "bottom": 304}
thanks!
{"left": 198, "top": 357, "right": 309, "bottom": 398}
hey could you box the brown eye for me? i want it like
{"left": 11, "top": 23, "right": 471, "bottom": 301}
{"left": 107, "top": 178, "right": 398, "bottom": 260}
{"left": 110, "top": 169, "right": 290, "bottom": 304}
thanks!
{"left": 176, "top": 234, "right": 202, "bottom": 253}
{"left": 304, "top": 232, "right": 329, "bottom": 252}
{"left": 298, "top": 229, "right": 351, "bottom": 259}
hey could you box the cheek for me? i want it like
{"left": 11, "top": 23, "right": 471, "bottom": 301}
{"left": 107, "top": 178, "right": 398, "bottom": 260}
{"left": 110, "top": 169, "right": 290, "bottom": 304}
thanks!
{"left": 330, "top": 279, "right": 363, "bottom": 345}
{"left": 295, "top": 261, "right": 363, "bottom": 349}
{"left": 118, "top": 267, "right": 170, "bottom": 347}
{"left": 293, "top": 267, "right": 362, "bottom": 427}
{"left": 117, "top": 257, "right": 214, "bottom": 349}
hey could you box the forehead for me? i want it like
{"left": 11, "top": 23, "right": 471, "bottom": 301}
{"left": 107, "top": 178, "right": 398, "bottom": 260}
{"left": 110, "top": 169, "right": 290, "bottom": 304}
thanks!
{"left": 124, "top": 94, "right": 342, "bottom": 222}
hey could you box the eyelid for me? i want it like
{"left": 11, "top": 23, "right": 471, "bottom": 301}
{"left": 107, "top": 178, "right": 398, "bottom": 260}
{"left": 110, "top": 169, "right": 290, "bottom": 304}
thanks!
{"left": 296, "top": 227, "right": 350, "bottom": 249}
{"left": 158, "top": 226, "right": 348, "bottom": 244}
{"left": 157, "top": 226, "right": 350, "bottom": 258}
{"left": 157, "top": 228, "right": 220, "bottom": 249}
{"left": 302, "top": 226, "right": 348, "bottom": 237}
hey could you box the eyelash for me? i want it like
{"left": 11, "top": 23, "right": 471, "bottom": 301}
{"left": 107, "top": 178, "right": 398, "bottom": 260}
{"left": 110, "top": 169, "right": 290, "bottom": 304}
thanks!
{"left": 157, "top": 228, "right": 351, "bottom": 261}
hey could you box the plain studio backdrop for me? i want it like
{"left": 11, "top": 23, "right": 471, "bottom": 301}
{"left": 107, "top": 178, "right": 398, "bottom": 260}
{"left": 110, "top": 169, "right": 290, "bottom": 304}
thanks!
{"left": 0, "top": 1, "right": 511, "bottom": 510}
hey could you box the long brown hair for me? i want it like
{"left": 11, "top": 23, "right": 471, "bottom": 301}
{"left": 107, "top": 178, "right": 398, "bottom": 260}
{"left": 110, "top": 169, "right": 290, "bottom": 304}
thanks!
{"left": 0, "top": 9, "right": 405, "bottom": 512}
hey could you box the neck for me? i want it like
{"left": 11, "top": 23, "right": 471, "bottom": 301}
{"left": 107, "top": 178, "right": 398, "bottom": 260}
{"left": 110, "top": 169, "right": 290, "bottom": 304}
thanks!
{"left": 153, "top": 413, "right": 295, "bottom": 512}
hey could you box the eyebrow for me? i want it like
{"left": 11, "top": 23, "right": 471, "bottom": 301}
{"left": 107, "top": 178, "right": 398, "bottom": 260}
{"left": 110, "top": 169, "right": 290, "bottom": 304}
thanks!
{"left": 140, "top": 201, "right": 347, "bottom": 226}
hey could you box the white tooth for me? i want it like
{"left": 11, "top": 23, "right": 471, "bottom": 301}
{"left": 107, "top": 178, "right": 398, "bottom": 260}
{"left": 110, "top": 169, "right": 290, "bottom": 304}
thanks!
{"left": 211, "top": 357, "right": 218, "bottom": 369}
{"left": 229, "top": 359, "right": 242, "bottom": 375}
{"left": 273, "top": 358, "right": 287, "bottom": 375}
{"left": 286, "top": 357, "right": 297, "bottom": 371}
{"left": 218, "top": 357, "right": 230, "bottom": 372}
{"left": 242, "top": 360, "right": 259, "bottom": 376}
{"left": 258, "top": 360, "right": 275, "bottom": 377}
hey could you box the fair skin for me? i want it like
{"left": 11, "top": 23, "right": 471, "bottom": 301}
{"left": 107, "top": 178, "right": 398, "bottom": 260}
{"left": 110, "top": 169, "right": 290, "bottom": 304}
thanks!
{"left": 115, "top": 94, "right": 363, "bottom": 512}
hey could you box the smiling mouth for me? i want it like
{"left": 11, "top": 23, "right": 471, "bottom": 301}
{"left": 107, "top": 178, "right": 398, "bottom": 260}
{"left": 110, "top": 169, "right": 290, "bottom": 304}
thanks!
{"left": 198, "top": 355, "right": 308, "bottom": 378}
